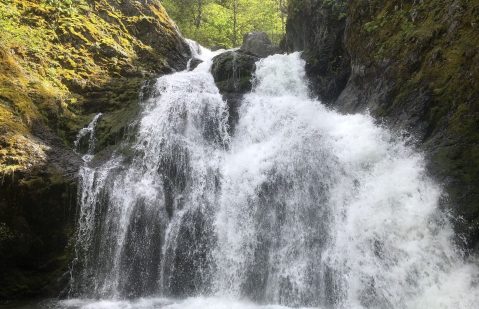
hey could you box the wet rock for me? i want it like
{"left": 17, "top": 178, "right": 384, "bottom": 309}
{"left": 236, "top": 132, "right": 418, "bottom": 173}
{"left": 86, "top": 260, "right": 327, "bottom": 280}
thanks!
{"left": 283, "top": 0, "right": 350, "bottom": 102}
{"left": 211, "top": 51, "right": 258, "bottom": 93}
{"left": 211, "top": 51, "right": 259, "bottom": 133}
{"left": 0, "top": 0, "right": 190, "bottom": 300}
{"left": 240, "top": 32, "right": 281, "bottom": 58}
{"left": 211, "top": 45, "right": 227, "bottom": 51}
{"left": 188, "top": 58, "right": 203, "bottom": 71}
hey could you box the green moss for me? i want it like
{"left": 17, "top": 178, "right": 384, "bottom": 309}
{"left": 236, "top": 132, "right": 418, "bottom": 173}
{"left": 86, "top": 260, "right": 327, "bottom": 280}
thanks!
{"left": 95, "top": 93, "right": 142, "bottom": 149}
{"left": 0, "top": 0, "right": 184, "bottom": 172}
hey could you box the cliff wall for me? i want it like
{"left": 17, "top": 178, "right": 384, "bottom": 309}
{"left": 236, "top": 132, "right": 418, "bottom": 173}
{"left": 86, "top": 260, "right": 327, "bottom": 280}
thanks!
{"left": 285, "top": 0, "right": 479, "bottom": 252}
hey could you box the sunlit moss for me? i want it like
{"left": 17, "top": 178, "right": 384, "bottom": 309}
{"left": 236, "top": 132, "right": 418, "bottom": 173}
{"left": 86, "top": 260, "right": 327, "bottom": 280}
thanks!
{"left": 0, "top": 0, "right": 182, "bottom": 174}
{"left": 0, "top": 0, "right": 186, "bottom": 299}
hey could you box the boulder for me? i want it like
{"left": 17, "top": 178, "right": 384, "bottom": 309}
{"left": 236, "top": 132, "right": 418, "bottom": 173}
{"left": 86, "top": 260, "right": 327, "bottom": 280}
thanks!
{"left": 211, "top": 51, "right": 258, "bottom": 93}
{"left": 240, "top": 32, "right": 281, "bottom": 58}
{"left": 211, "top": 51, "right": 259, "bottom": 133}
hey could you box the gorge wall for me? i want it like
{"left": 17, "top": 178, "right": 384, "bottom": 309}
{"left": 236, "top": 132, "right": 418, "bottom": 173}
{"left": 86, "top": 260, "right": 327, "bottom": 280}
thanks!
{"left": 0, "top": 0, "right": 189, "bottom": 299}
{"left": 284, "top": 0, "right": 479, "bottom": 252}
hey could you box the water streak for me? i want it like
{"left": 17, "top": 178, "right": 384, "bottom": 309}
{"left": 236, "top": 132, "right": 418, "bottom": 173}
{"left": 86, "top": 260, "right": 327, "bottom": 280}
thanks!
{"left": 74, "top": 113, "right": 102, "bottom": 160}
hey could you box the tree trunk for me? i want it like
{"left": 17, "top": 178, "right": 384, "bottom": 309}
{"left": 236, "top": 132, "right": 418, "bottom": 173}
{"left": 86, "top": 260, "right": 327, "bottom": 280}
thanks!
{"left": 195, "top": 0, "right": 203, "bottom": 28}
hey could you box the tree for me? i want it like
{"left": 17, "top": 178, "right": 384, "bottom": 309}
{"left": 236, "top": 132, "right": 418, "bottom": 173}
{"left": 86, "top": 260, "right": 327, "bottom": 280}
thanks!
{"left": 162, "top": 0, "right": 288, "bottom": 48}
{"left": 277, "top": 0, "right": 287, "bottom": 34}
{"left": 233, "top": 0, "right": 238, "bottom": 46}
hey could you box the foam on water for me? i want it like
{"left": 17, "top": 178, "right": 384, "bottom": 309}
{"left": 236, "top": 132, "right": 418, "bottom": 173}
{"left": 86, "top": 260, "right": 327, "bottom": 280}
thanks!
{"left": 54, "top": 297, "right": 304, "bottom": 309}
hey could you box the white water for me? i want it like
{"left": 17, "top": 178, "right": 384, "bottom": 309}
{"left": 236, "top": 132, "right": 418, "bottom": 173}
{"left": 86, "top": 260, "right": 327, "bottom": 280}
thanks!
{"left": 64, "top": 44, "right": 479, "bottom": 309}
{"left": 74, "top": 113, "right": 102, "bottom": 160}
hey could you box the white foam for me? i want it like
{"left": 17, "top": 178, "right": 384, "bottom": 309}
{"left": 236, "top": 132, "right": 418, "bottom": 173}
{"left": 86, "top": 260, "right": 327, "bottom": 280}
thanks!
{"left": 58, "top": 297, "right": 312, "bottom": 309}
{"left": 70, "top": 45, "right": 479, "bottom": 308}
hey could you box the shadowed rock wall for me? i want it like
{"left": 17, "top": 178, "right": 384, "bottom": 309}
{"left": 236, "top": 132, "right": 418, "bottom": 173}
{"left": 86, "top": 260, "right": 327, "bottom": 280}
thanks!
{"left": 284, "top": 0, "right": 479, "bottom": 252}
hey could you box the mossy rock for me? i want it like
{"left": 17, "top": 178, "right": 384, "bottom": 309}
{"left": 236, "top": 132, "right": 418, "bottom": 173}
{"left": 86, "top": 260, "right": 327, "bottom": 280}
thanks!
{"left": 211, "top": 51, "right": 258, "bottom": 93}
{"left": 0, "top": 0, "right": 190, "bottom": 300}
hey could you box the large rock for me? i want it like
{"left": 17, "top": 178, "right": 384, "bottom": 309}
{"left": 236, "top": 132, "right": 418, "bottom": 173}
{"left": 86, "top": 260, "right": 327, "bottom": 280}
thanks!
{"left": 211, "top": 51, "right": 258, "bottom": 93}
{"left": 241, "top": 32, "right": 281, "bottom": 58}
{"left": 188, "top": 58, "right": 203, "bottom": 71}
{"left": 285, "top": 0, "right": 479, "bottom": 252}
{"left": 211, "top": 51, "right": 259, "bottom": 133}
{"left": 211, "top": 32, "right": 280, "bottom": 134}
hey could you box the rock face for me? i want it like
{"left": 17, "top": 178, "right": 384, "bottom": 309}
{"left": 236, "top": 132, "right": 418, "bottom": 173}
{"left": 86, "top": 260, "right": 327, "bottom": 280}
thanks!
{"left": 240, "top": 32, "right": 281, "bottom": 58}
{"left": 283, "top": 1, "right": 350, "bottom": 102}
{"left": 285, "top": 0, "right": 479, "bottom": 251}
{"left": 0, "top": 0, "right": 189, "bottom": 300}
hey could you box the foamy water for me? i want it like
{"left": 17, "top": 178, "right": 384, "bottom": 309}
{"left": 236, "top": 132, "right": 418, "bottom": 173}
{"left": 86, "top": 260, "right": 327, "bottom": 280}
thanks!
{"left": 63, "top": 44, "right": 479, "bottom": 308}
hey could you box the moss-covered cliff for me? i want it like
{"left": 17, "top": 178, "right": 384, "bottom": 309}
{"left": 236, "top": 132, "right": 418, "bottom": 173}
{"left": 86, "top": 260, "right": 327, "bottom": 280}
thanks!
{"left": 0, "top": 0, "right": 189, "bottom": 300}
{"left": 285, "top": 0, "right": 479, "bottom": 252}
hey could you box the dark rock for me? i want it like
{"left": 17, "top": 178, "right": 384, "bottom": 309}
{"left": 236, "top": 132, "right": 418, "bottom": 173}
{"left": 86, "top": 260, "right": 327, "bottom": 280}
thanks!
{"left": 211, "top": 45, "right": 227, "bottom": 51}
{"left": 240, "top": 32, "right": 281, "bottom": 58}
{"left": 211, "top": 51, "right": 259, "bottom": 133}
{"left": 0, "top": 139, "right": 80, "bottom": 299}
{"left": 188, "top": 58, "right": 203, "bottom": 71}
{"left": 211, "top": 51, "right": 258, "bottom": 93}
{"left": 284, "top": 0, "right": 350, "bottom": 103}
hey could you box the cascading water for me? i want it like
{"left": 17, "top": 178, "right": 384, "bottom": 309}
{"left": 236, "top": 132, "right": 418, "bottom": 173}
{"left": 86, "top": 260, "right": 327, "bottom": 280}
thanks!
{"left": 74, "top": 113, "right": 102, "bottom": 159}
{"left": 70, "top": 45, "right": 227, "bottom": 299}
{"left": 63, "top": 44, "right": 479, "bottom": 309}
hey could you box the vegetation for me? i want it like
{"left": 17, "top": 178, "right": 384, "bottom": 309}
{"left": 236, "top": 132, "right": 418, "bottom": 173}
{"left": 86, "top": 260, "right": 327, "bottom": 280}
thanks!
{"left": 162, "top": 0, "right": 288, "bottom": 48}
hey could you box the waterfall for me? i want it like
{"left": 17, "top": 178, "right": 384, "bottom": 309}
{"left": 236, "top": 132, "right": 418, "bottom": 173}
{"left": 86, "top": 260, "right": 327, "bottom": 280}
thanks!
{"left": 65, "top": 45, "right": 479, "bottom": 308}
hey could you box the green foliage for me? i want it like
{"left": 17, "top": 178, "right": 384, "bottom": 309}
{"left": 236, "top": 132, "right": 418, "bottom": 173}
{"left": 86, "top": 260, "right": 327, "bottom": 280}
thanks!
{"left": 45, "top": 0, "right": 75, "bottom": 6}
{"left": 163, "top": 0, "right": 287, "bottom": 48}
